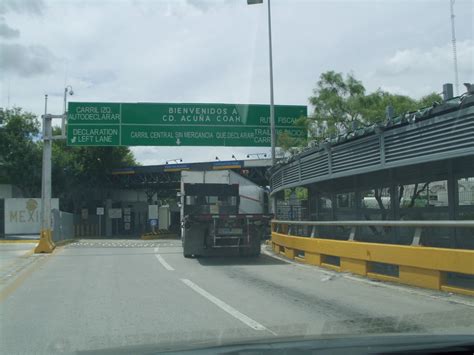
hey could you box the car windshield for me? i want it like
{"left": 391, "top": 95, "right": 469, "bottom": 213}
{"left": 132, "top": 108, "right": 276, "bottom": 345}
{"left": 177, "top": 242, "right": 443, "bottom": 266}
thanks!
{"left": 0, "top": 0, "right": 473, "bottom": 354}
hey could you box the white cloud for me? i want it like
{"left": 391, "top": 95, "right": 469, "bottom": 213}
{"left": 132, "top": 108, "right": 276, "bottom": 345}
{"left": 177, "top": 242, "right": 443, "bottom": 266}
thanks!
{"left": 378, "top": 40, "right": 473, "bottom": 77}
{"left": 0, "top": 43, "right": 56, "bottom": 77}
{"left": 0, "top": 20, "right": 20, "bottom": 38}
{"left": 1, "top": 0, "right": 473, "bottom": 165}
{"left": 0, "top": 0, "right": 45, "bottom": 15}
{"left": 373, "top": 40, "right": 473, "bottom": 97}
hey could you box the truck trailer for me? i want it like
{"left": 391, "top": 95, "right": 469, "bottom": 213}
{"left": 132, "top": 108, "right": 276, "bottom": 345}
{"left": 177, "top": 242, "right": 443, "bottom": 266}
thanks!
{"left": 180, "top": 170, "right": 271, "bottom": 258}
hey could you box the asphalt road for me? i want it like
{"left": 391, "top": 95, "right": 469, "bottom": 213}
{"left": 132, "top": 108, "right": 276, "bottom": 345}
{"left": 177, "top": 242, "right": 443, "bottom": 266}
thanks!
{"left": 0, "top": 243, "right": 36, "bottom": 270}
{"left": 1, "top": 239, "right": 473, "bottom": 354}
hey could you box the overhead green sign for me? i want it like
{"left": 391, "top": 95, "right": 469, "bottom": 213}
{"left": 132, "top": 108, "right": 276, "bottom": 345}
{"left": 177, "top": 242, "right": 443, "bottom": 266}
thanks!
{"left": 67, "top": 102, "right": 307, "bottom": 147}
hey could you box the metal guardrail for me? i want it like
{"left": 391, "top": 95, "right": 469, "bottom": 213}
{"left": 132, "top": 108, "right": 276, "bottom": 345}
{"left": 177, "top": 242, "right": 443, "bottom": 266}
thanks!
{"left": 272, "top": 220, "right": 474, "bottom": 246}
{"left": 274, "top": 219, "right": 474, "bottom": 227}
{"left": 270, "top": 219, "right": 474, "bottom": 296}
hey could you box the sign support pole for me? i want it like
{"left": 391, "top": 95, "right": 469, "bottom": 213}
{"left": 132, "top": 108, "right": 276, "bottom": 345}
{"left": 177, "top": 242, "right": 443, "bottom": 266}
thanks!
{"left": 267, "top": 0, "right": 276, "bottom": 166}
{"left": 36, "top": 102, "right": 55, "bottom": 253}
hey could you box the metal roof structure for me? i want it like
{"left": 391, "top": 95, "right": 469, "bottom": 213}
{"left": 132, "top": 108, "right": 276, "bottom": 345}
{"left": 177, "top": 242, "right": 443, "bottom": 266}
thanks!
{"left": 110, "top": 159, "right": 272, "bottom": 196}
{"left": 270, "top": 93, "right": 474, "bottom": 195}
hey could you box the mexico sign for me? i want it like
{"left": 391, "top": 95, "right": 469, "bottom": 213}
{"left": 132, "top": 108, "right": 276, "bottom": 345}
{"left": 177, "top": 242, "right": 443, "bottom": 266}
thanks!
{"left": 67, "top": 102, "right": 307, "bottom": 147}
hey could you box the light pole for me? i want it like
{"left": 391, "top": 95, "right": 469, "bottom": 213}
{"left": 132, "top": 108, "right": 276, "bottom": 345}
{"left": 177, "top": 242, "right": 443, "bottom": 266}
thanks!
{"left": 35, "top": 95, "right": 68, "bottom": 253}
{"left": 248, "top": 0, "right": 276, "bottom": 166}
{"left": 36, "top": 95, "right": 55, "bottom": 253}
{"left": 450, "top": 0, "right": 459, "bottom": 96}
{"left": 63, "top": 85, "right": 74, "bottom": 136}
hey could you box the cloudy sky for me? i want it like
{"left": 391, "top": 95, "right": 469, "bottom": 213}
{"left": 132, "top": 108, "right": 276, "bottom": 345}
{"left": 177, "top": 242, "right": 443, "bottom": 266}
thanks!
{"left": 1, "top": 0, "right": 472, "bottom": 165}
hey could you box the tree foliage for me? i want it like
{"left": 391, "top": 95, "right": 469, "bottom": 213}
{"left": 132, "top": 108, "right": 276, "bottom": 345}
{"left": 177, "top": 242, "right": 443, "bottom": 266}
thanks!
{"left": 279, "top": 71, "right": 442, "bottom": 152}
{"left": 52, "top": 131, "right": 136, "bottom": 211}
{"left": 310, "top": 71, "right": 366, "bottom": 135}
{"left": 0, "top": 107, "right": 137, "bottom": 211}
{"left": 0, "top": 108, "right": 42, "bottom": 196}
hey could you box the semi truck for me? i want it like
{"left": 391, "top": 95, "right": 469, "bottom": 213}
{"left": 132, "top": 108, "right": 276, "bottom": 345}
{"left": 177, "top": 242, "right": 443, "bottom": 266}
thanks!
{"left": 180, "top": 170, "right": 272, "bottom": 258}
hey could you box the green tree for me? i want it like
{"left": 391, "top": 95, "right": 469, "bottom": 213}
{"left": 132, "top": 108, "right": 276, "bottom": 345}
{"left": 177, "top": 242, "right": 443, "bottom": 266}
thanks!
{"left": 0, "top": 107, "right": 137, "bottom": 208}
{"left": 309, "top": 71, "right": 366, "bottom": 137}
{"left": 51, "top": 128, "right": 136, "bottom": 211}
{"left": 279, "top": 71, "right": 442, "bottom": 152}
{"left": 0, "top": 107, "right": 42, "bottom": 196}
{"left": 277, "top": 116, "right": 309, "bottom": 155}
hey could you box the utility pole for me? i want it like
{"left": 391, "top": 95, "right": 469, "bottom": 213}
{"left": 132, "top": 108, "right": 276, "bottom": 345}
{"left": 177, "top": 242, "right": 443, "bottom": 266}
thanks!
{"left": 267, "top": 0, "right": 276, "bottom": 166}
{"left": 36, "top": 97, "right": 55, "bottom": 253}
{"left": 247, "top": 0, "right": 277, "bottom": 217}
{"left": 450, "top": 0, "right": 459, "bottom": 96}
{"left": 63, "top": 86, "right": 73, "bottom": 136}
{"left": 36, "top": 93, "right": 69, "bottom": 253}
{"left": 247, "top": 0, "right": 276, "bottom": 166}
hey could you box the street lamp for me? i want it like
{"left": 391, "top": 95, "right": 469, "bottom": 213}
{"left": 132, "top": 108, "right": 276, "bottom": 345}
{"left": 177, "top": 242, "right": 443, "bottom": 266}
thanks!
{"left": 63, "top": 85, "right": 74, "bottom": 136}
{"left": 247, "top": 0, "right": 276, "bottom": 166}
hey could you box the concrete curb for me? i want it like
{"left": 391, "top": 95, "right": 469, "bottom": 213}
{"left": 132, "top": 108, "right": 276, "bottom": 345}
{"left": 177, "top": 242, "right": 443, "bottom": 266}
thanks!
{"left": 54, "top": 239, "right": 77, "bottom": 247}
{"left": 141, "top": 234, "right": 178, "bottom": 240}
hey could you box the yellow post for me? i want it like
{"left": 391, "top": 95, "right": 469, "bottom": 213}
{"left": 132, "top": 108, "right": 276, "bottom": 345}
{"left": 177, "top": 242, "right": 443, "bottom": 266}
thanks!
{"left": 399, "top": 265, "right": 444, "bottom": 290}
{"left": 305, "top": 252, "right": 322, "bottom": 266}
{"left": 341, "top": 257, "right": 368, "bottom": 276}
{"left": 34, "top": 229, "right": 55, "bottom": 253}
{"left": 284, "top": 247, "right": 295, "bottom": 259}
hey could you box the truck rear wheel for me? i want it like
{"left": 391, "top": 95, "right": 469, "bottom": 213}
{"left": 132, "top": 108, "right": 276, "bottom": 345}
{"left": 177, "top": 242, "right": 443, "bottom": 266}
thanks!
{"left": 250, "top": 244, "right": 261, "bottom": 257}
{"left": 240, "top": 242, "right": 260, "bottom": 257}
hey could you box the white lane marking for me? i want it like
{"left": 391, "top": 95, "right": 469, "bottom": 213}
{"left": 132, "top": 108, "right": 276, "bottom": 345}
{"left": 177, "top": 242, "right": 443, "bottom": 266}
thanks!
{"left": 181, "top": 278, "right": 277, "bottom": 335}
{"left": 261, "top": 247, "right": 474, "bottom": 308}
{"left": 154, "top": 246, "right": 175, "bottom": 271}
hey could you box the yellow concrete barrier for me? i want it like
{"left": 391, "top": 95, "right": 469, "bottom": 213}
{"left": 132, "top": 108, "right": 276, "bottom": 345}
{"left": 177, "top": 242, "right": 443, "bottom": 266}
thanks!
{"left": 141, "top": 230, "right": 178, "bottom": 240}
{"left": 271, "top": 232, "right": 474, "bottom": 297}
{"left": 34, "top": 229, "right": 55, "bottom": 253}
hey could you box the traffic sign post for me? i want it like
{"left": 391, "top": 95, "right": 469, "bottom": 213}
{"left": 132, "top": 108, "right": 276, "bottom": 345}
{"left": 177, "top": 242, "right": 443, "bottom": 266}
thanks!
{"left": 36, "top": 96, "right": 68, "bottom": 253}
{"left": 67, "top": 102, "right": 307, "bottom": 147}
{"left": 96, "top": 207, "right": 104, "bottom": 237}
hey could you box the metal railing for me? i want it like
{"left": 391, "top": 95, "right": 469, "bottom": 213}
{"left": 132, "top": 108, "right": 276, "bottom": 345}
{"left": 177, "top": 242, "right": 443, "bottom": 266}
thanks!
{"left": 270, "top": 219, "right": 474, "bottom": 296}
{"left": 272, "top": 220, "right": 474, "bottom": 246}
{"left": 270, "top": 104, "right": 474, "bottom": 193}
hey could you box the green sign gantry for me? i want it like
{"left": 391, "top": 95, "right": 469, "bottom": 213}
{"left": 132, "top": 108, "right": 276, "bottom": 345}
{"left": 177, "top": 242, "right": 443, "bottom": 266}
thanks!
{"left": 67, "top": 102, "right": 307, "bottom": 147}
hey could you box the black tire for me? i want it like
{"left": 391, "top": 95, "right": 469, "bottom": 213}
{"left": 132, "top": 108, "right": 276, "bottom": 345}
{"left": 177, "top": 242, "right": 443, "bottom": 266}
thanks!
{"left": 249, "top": 244, "right": 261, "bottom": 257}
{"left": 240, "top": 243, "right": 261, "bottom": 257}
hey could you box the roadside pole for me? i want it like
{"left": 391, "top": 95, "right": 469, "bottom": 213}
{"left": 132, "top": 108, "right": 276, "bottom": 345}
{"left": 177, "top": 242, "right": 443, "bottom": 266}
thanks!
{"left": 40, "top": 95, "right": 47, "bottom": 239}
{"left": 96, "top": 207, "right": 104, "bottom": 237}
{"left": 35, "top": 108, "right": 67, "bottom": 253}
{"left": 35, "top": 109, "right": 55, "bottom": 252}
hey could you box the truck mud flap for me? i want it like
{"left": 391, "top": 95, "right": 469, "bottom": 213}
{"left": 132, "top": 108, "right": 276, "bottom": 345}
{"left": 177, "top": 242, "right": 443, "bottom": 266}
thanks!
{"left": 183, "top": 224, "right": 206, "bottom": 257}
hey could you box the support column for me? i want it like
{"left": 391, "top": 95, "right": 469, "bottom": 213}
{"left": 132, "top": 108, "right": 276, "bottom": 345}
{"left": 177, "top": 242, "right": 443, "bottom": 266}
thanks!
{"left": 35, "top": 113, "right": 55, "bottom": 253}
{"left": 105, "top": 199, "right": 112, "bottom": 237}
{"left": 389, "top": 169, "right": 400, "bottom": 243}
{"left": 447, "top": 160, "right": 458, "bottom": 247}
